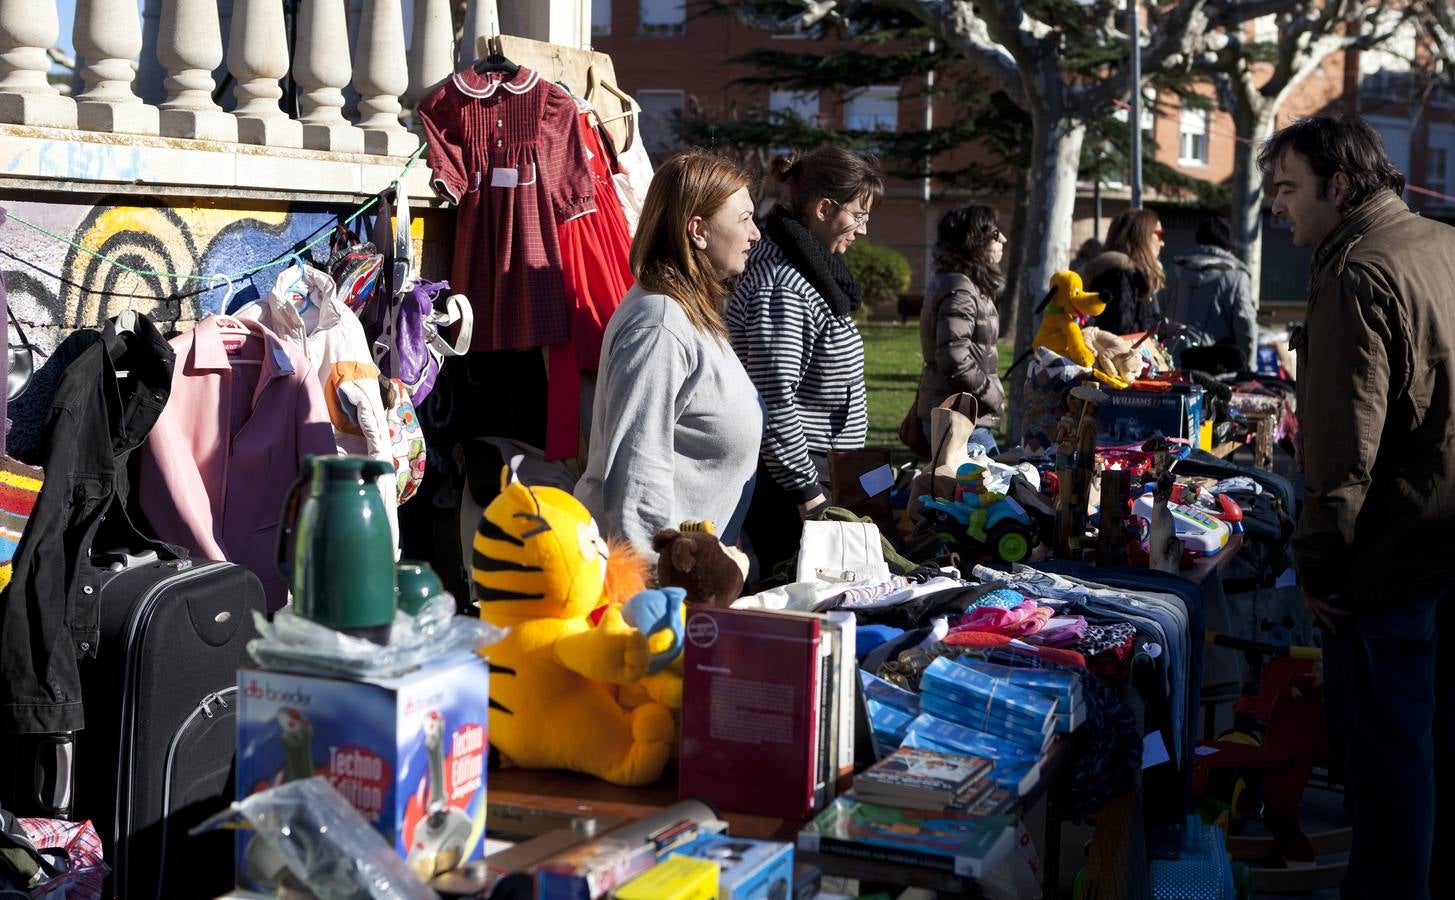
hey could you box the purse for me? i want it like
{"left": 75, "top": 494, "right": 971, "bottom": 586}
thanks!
{"left": 828, "top": 447, "right": 897, "bottom": 537}
{"left": 796, "top": 519, "right": 891, "bottom": 585}
{"left": 898, "top": 401, "right": 931, "bottom": 459}
{"left": 367, "top": 183, "right": 472, "bottom": 406}
{"left": 7, "top": 305, "right": 38, "bottom": 404}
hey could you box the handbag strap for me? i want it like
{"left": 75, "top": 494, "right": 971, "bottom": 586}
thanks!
{"left": 7, "top": 306, "right": 31, "bottom": 355}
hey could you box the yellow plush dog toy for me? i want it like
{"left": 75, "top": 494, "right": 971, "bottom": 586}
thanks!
{"left": 1032, "top": 270, "right": 1130, "bottom": 389}
{"left": 472, "top": 465, "right": 674, "bottom": 786}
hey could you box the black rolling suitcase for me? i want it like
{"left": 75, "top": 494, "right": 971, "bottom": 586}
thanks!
{"left": 71, "top": 553, "right": 265, "bottom": 899}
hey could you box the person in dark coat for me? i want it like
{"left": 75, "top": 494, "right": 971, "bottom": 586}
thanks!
{"left": 1081, "top": 208, "right": 1164, "bottom": 335}
{"left": 912, "top": 204, "right": 1006, "bottom": 456}
{"left": 1163, "top": 217, "right": 1258, "bottom": 370}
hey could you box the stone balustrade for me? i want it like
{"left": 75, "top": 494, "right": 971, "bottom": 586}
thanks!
{"left": 0, "top": 0, "right": 516, "bottom": 159}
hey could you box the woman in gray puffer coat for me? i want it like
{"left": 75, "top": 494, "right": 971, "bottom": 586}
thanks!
{"left": 913, "top": 205, "right": 1007, "bottom": 456}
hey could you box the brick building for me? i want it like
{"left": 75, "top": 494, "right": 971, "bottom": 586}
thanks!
{"left": 590, "top": 2, "right": 1455, "bottom": 304}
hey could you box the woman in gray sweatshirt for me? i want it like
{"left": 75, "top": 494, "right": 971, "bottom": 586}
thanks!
{"left": 576, "top": 151, "right": 764, "bottom": 560}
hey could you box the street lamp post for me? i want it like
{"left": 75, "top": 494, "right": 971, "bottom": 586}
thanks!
{"left": 1128, "top": 0, "right": 1142, "bottom": 208}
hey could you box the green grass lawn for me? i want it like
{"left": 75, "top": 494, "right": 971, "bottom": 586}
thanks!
{"left": 860, "top": 322, "right": 1013, "bottom": 453}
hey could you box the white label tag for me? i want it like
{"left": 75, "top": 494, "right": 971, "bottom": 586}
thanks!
{"left": 858, "top": 464, "right": 895, "bottom": 498}
{"left": 1141, "top": 732, "right": 1171, "bottom": 769}
{"left": 490, "top": 167, "right": 519, "bottom": 189}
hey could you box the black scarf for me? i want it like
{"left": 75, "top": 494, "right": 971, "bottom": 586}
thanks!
{"left": 763, "top": 206, "right": 863, "bottom": 315}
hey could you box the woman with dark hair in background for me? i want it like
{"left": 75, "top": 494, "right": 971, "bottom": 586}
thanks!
{"left": 728, "top": 145, "right": 885, "bottom": 578}
{"left": 1081, "top": 208, "right": 1165, "bottom": 335}
{"left": 912, "top": 204, "right": 1007, "bottom": 457}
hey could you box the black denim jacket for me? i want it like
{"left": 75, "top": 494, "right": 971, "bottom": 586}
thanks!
{"left": 0, "top": 314, "right": 176, "bottom": 734}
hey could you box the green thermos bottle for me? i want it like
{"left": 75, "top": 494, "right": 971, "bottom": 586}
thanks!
{"left": 277, "top": 455, "right": 398, "bottom": 643}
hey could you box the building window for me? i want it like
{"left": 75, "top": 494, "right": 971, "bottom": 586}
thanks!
{"left": 1360, "top": 21, "right": 1417, "bottom": 102}
{"left": 1429, "top": 147, "right": 1449, "bottom": 196}
{"left": 592, "top": 0, "right": 611, "bottom": 36}
{"left": 637, "top": 89, "right": 685, "bottom": 154}
{"left": 1253, "top": 14, "right": 1277, "bottom": 44}
{"left": 769, "top": 90, "right": 819, "bottom": 126}
{"left": 1427, "top": 128, "right": 1455, "bottom": 199}
{"left": 1179, "top": 107, "right": 1209, "bottom": 166}
{"left": 639, "top": 0, "right": 685, "bottom": 36}
{"left": 1112, "top": 94, "right": 1156, "bottom": 134}
{"left": 1367, "top": 117, "right": 1411, "bottom": 191}
{"left": 845, "top": 85, "right": 899, "bottom": 132}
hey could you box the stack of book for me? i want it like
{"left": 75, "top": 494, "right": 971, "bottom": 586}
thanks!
{"left": 679, "top": 607, "right": 857, "bottom": 819}
{"left": 900, "top": 713, "right": 1045, "bottom": 797}
{"left": 919, "top": 657, "right": 1057, "bottom": 754}
{"left": 797, "top": 796, "right": 1016, "bottom": 879}
{"left": 858, "top": 670, "right": 919, "bottom": 756}
{"left": 959, "top": 660, "right": 1086, "bottom": 733}
{"left": 850, "top": 746, "right": 993, "bottom": 811}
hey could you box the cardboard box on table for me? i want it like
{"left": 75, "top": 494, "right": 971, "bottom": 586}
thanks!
{"left": 234, "top": 654, "right": 491, "bottom": 889}
{"left": 673, "top": 832, "right": 794, "bottom": 900}
{"left": 1095, "top": 383, "right": 1206, "bottom": 447}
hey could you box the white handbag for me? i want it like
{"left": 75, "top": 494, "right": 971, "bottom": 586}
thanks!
{"left": 796, "top": 520, "right": 892, "bottom": 585}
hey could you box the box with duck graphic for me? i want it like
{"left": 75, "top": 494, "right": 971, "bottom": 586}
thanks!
{"left": 234, "top": 653, "right": 491, "bottom": 889}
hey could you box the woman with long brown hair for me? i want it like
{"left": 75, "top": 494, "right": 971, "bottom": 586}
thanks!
{"left": 1082, "top": 208, "right": 1165, "bottom": 335}
{"left": 576, "top": 150, "right": 763, "bottom": 559}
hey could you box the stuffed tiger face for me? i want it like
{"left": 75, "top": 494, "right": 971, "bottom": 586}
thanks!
{"left": 472, "top": 466, "right": 609, "bottom": 626}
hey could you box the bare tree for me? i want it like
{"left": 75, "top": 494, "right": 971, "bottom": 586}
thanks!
{"left": 1192, "top": 0, "right": 1403, "bottom": 304}
{"left": 726, "top": 0, "right": 1295, "bottom": 437}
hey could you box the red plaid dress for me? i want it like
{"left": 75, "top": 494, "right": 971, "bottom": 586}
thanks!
{"left": 418, "top": 67, "right": 596, "bottom": 352}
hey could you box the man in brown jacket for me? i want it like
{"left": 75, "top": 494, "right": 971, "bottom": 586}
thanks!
{"left": 1261, "top": 114, "right": 1455, "bottom": 898}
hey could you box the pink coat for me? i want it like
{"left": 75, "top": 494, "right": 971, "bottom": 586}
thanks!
{"left": 138, "top": 316, "right": 336, "bottom": 611}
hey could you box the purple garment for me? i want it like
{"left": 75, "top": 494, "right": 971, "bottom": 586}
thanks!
{"left": 375, "top": 277, "right": 449, "bottom": 405}
{"left": 1028, "top": 615, "right": 1088, "bottom": 648}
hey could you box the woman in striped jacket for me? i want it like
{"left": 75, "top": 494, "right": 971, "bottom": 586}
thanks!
{"left": 728, "top": 146, "right": 884, "bottom": 579}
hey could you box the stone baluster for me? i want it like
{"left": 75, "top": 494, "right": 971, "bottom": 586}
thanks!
{"left": 296, "top": 0, "right": 364, "bottom": 152}
{"left": 405, "top": 0, "right": 455, "bottom": 107}
{"left": 73, "top": 0, "right": 159, "bottom": 133}
{"left": 158, "top": 0, "right": 237, "bottom": 141}
{"left": 457, "top": 0, "right": 498, "bottom": 68}
{"left": 353, "top": 0, "right": 418, "bottom": 156}
{"left": 0, "top": 0, "right": 77, "bottom": 127}
{"left": 228, "top": 0, "right": 302, "bottom": 147}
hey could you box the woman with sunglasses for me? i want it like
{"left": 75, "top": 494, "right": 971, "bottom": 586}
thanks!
{"left": 912, "top": 205, "right": 1008, "bottom": 458}
{"left": 1083, "top": 208, "right": 1166, "bottom": 336}
{"left": 728, "top": 145, "right": 884, "bottom": 579}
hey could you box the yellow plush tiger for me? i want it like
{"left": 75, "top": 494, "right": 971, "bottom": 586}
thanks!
{"left": 472, "top": 465, "right": 674, "bottom": 786}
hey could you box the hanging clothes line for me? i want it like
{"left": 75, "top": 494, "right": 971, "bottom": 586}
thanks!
{"left": 1, "top": 142, "right": 429, "bottom": 283}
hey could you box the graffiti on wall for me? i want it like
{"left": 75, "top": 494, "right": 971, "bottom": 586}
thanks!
{"left": 0, "top": 196, "right": 429, "bottom": 354}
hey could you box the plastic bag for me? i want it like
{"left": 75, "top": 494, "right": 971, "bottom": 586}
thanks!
{"left": 248, "top": 595, "right": 504, "bottom": 679}
{"left": 11, "top": 817, "right": 109, "bottom": 900}
{"left": 191, "top": 777, "right": 436, "bottom": 900}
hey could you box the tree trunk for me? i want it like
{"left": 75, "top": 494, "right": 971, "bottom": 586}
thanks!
{"left": 998, "top": 181, "right": 1031, "bottom": 340}
{"left": 1006, "top": 109, "right": 1086, "bottom": 443}
{"left": 1229, "top": 97, "right": 1277, "bottom": 308}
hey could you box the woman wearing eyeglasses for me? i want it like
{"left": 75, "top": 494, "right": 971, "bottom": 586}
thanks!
{"left": 913, "top": 205, "right": 1007, "bottom": 458}
{"left": 728, "top": 145, "right": 884, "bottom": 579}
{"left": 1083, "top": 208, "right": 1166, "bottom": 336}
